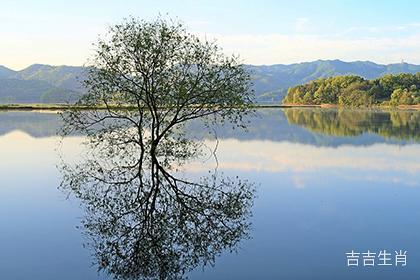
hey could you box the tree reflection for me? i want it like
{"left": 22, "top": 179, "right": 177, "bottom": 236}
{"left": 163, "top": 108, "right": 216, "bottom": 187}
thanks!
{"left": 59, "top": 112, "right": 254, "bottom": 280}
{"left": 285, "top": 108, "right": 420, "bottom": 141}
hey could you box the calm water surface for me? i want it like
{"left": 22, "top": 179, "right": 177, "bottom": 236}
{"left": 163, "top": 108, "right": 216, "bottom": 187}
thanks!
{"left": 0, "top": 108, "right": 419, "bottom": 279}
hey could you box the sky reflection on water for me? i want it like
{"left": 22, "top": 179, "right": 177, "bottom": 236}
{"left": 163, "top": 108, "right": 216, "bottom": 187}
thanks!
{"left": 0, "top": 108, "right": 419, "bottom": 279}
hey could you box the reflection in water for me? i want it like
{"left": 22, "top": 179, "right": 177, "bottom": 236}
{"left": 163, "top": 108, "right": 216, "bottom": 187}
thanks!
{"left": 285, "top": 108, "right": 420, "bottom": 141}
{"left": 0, "top": 108, "right": 419, "bottom": 146}
{"left": 58, "top": 112, "right": 254, "bottom": 279}
{"left": 1, "top": 110, "right": 420, "bottom": 279}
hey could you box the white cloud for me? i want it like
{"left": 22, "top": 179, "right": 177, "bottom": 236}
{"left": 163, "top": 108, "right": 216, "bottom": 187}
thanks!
{"left": 198, "top": 32, "right": 420, "bottom": 65}
{"left": 3, "top": 19, "right": 420, "bottom": 69}
{"left": 342, "top": 22, "right": 420, "bottom": 35}
{"left": 185, "top": 139, "right": 420, "bottom": 177}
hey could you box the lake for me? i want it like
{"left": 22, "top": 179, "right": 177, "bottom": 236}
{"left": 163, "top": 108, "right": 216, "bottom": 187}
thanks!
{"left": 0, "top": 108, "right": 419, "bottom": 279}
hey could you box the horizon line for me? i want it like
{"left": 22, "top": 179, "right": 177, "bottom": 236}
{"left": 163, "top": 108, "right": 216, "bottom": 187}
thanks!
{"left": 1, "top": 58, "right": 418, "bottom": 72}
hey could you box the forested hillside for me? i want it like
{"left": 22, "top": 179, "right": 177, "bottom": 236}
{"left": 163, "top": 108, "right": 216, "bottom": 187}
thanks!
{"left": 283, "top": 73, "right": 420, "bottom": 106}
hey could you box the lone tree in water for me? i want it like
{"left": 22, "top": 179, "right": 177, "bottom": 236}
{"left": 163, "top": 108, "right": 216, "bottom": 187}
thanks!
{"left": 60, "top": 17, "right": 255, "bottom": 280}
{"left": 65, "top": 16, "right": 253, "bottom": 150}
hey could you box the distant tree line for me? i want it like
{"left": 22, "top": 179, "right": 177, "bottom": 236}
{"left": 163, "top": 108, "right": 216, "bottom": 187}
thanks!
{"left": 283, "top": 73, "right": 420, "bottom": 106}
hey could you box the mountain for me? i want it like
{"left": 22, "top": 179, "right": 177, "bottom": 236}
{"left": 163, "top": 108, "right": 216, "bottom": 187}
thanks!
{"left": 14, "top": 64, "right": 85, "bottom": 92}
{"left": 0, "top": 78, "right": 80, "bottom": 103}
{"left": 247, "top": 59, "right": 420, "bottom": 102}
{"left": 0, "top": 60, "right": 420, "bottom": 104}
{"left": 0, "top": 66, "right": 16, "bottom": 79}
{"left": 0, "top": 64, "right": 85, "bottom": 103}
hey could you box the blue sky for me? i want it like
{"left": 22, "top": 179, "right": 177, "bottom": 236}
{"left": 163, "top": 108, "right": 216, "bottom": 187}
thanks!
{"left": 1, "top": 0, "right": 420, "bottom": 69}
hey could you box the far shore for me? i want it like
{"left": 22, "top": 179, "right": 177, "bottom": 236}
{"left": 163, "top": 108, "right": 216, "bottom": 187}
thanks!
{"left": 0, "top": 103, "right": 419, "bottom": 111}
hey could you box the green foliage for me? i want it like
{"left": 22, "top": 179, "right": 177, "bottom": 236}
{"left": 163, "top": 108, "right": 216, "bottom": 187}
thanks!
{"left": 283, "top": 72, "right": 420, "bottom": 106}
{"left": 390, "top": 88, "right": 420, "bottom": 105}
{"left": 338, "top": 82, "right": 373, "bottom": 107}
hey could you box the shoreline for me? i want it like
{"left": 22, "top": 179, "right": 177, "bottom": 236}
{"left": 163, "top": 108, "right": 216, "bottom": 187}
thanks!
{"left": 0, "top": 103, "right": 419, "bottom": 111}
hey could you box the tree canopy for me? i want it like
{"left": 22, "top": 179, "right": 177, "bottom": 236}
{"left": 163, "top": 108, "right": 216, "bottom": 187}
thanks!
{"left": 283, "top": 73, "right": 420, "bottom": 106}
{"left": 63, "top": 16, "right": 254, "bottom": 163}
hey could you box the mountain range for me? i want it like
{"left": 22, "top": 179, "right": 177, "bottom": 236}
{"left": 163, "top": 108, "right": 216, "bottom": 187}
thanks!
{"left": 1, "top": 60, "right": 420, "bottom": 104}
{"left": 0, "top": 64, "right": 85, "bottom": 103}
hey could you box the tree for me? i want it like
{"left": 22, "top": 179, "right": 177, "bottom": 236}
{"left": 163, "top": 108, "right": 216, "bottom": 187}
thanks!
{"left": 390, "top": 88, "right": 413, "bottom": 105}
{"left": 60, "top": 17, "right": 255, "bottom": 280}
{"left": 63, "top": 16, "right": 254, "bottom": 154}
{"left": 338, "top": 81, "right": 373, "bottom": 107}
